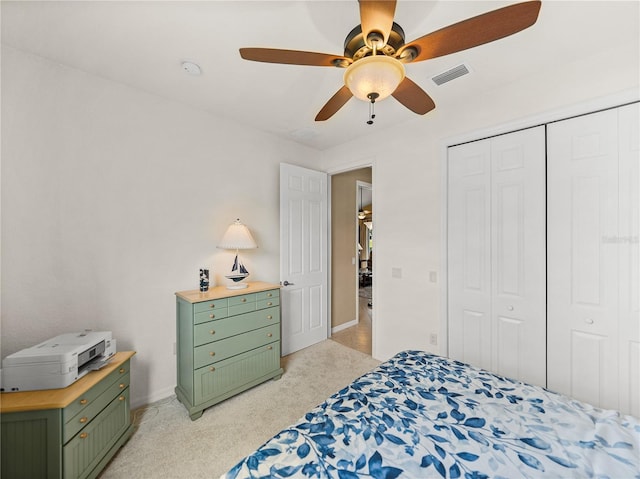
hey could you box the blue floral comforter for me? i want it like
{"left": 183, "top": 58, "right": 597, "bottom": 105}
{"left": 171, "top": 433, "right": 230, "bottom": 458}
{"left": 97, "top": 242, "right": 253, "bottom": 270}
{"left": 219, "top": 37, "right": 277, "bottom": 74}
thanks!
{"left": 222, "top": 351, "right": 640, "bottom": 478}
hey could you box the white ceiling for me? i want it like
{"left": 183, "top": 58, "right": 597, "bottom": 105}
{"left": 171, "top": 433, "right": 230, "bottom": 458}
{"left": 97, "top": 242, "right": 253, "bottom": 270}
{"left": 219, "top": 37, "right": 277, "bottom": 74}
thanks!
{"left": 2, "top": 1, "right": 638, "bottom": 150}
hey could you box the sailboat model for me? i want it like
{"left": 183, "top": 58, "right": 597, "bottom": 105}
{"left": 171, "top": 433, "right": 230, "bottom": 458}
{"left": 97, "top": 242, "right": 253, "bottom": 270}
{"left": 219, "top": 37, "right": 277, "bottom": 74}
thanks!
{"left": 225, "top": 254, "right": 250, "bottom": 283}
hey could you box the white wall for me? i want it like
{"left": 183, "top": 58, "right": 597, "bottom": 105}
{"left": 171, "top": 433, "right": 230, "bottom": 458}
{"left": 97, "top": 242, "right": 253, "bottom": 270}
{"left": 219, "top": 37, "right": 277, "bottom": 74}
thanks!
{"left": 0, "top": 46, "right": 321, "bottom": 407}
{"left": 321, "top": 44, "right": 640, "bottom": 362}
{"left": 2, "top": 13, "right": 638, "bottom": 408}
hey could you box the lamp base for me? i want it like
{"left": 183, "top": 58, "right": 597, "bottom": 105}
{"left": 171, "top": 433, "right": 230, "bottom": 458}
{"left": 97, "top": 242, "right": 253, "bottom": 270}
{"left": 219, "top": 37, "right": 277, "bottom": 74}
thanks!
{"left": 226, "top": 282, "right": 249, "bottom": 290}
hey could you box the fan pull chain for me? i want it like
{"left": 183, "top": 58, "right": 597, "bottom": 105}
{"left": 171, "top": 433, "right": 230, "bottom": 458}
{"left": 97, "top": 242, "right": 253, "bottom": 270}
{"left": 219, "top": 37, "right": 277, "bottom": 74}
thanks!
{"left": 366, "top": 92, "right": 379, "bottom": 125}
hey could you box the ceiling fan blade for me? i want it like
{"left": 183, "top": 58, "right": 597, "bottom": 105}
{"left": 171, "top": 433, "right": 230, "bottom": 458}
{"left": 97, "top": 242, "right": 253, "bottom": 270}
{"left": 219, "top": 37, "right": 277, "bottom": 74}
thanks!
{"left": 398, "top": 0, "right": 541, "bottom": 63}
{"left": 315, "top": 86, "right": 353, "bottom": 121}
{"left": 359, "top": 0, "right": 397, "bottom": 47}
{"left": 392, "top": 77, "right": 436, "bottom": 115}
{"left": 240, "top": 48, "right": 351, "bottom": 67}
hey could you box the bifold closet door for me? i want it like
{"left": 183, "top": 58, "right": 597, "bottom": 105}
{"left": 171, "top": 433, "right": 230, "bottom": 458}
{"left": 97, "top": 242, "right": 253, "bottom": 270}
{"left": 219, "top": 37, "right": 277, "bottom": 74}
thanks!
{"left": 618, "top": 103, "right": 639, "bottom": 417}
{"left": 448, "top": 139, "right": 492, "bottom": 371}
{"left": 448, "top": 126, "right": 546, "bottom": 386}
{"left": 547, "top": 105, "right": 639, "bottom": 414}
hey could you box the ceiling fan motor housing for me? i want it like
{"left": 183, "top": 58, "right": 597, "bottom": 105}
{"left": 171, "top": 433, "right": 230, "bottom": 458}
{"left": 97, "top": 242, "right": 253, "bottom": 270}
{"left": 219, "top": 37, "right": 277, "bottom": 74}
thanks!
{"left": 343, "top": 22, "right": 406, "bottom": 61}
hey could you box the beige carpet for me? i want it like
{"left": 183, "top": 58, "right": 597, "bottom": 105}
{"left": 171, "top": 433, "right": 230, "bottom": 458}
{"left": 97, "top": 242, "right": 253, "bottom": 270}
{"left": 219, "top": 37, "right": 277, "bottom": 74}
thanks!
{"left": 98, "top": 339, "right": 381, "bottom": 479}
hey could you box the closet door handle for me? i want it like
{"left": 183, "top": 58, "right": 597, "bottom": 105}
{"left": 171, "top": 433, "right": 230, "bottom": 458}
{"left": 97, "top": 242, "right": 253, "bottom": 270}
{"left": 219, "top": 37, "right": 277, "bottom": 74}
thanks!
{"left": 585, "top": 318, "right": 594, "bottom": 325}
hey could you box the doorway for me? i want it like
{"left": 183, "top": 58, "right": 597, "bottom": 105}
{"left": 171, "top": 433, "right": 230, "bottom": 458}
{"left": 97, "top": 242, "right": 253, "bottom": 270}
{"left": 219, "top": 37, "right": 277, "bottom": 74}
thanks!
{"left": 329, "top": 168, "right": 372, "bottom": 355}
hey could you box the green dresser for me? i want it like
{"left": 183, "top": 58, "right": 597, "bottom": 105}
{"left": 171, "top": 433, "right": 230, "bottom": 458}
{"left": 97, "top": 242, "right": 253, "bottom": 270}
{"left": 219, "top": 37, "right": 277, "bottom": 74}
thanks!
{"left": 175, "top": 282, "right": 283, "bottom": 420}
{"left": 0, "top": 351, "right": 135, "bottom": 479}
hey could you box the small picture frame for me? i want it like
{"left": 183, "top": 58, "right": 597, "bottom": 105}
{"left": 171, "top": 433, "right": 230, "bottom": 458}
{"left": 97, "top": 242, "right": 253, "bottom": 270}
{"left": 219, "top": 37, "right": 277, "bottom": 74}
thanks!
{"left": 199, "top": 268, "right": 209, "bottom": 292}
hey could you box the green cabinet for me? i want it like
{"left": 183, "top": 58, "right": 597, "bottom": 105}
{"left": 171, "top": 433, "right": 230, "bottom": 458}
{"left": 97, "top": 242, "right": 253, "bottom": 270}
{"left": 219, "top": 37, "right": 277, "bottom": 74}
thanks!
{"left": 0, "top": 352, "right": 135, "bottom": 479}
{"left": 175, "top": 282, "right": 283, "bottom": 420}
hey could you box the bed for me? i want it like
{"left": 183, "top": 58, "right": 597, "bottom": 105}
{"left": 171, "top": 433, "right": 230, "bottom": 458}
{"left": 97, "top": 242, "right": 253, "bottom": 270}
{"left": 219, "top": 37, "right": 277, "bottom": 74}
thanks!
{"left": 222, "top": 351, "right": 640, "bottom": 478}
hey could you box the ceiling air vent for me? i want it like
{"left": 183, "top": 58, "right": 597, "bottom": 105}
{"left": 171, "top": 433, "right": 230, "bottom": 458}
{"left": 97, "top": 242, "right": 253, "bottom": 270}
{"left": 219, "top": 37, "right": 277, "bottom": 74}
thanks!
{"left": 432, "top": 64, "right": 470, "bottom": 86}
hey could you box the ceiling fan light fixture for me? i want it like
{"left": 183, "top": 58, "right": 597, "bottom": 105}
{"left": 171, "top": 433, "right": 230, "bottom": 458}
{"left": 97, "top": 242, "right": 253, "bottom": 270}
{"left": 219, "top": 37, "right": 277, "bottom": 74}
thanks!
{"left": 344, "top": 55, "right": 405, "bottom": 102}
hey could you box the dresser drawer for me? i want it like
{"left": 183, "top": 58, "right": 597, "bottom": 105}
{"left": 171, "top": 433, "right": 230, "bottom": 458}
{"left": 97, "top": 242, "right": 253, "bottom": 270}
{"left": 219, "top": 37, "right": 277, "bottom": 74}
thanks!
{"left": 194, "top": 343, "right": 281, "bottom": 404}
{"left": 63, "top": 372, "right": 130, "bottom": 443}
{"left": 194, "top": 324, "right": 280, "bottom": 369}
{"left": 194, "top": 308, "right": 229, "bottom": 324}
{"left": 63, "top": 360, "right": 130, "bottom": 424}
{"left": 63, "top": 387, "right": 130, "bottom": 479}
{"left": 228, "top": 293, "right": 256, "bottom": 307}
{"left": 257, "top": 297, "right": 279, "bottom": 309}
{"left": 194, "top": 298, "right": 228, "bottom": 314}
{"left": 256, "top": 289, "right": 279, "bottom": 301}
{"left": 194, "top": 307, "right": 280, "bottom": 347}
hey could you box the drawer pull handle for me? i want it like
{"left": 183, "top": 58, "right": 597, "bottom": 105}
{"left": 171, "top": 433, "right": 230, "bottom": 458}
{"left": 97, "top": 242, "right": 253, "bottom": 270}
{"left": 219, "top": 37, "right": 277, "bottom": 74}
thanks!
{"left": 79, "top": 417, "right": 88, "bottom": 424}
{"left": 267, "top": 293, "right": 272, "bottom": 297}
{"left": 267, "top": 346, "right": 273, "bottom": 350}
{"left": 119, "top": 396, "right": 125, "bottom": 401}
{"left": 585, "top": 318, "right": 594, "bottom": 325}
{"left": 267, "top": 315, "right": 272, "bottom": 320}
{"left": 80, "top": 433, "right": 88, "bottom": 439}
{"left": 210, "top": 351, "right": 216, "bottom": 357}
{"left": 210, "top": 330, "right": 215, "bottom": 335}
{"left": 210, "top": 304, "right": 215, "bottom": 309}
{"left": 119, "top": 368, "right": 126, "bottom": 374}
{"left": 267, "top": 333, "right": 273, "bottom": 337}
{"left": 210, "top": 366, "right": 216, "bottom": 372}
{"left": 119, "top": 383, "right": 126, "bottom": 389}
{"left": 210, "top": 314, "right": 215, "bottom": 319}
{"left": 267, "top": 302, "right": 272, "bottom": 306}
{"left": 241, "top": 298, "right": 247, "bottom": 303}
{"left": 80, "top": 399, "right": 88, "bottom": 405}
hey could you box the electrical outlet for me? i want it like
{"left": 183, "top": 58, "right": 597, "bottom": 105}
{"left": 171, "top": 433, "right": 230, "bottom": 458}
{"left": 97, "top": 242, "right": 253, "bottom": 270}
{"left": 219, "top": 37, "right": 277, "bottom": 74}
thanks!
{"left": 430, "top": 333, "right": 438, "bottom": 346}
{"left": 391, "top": 267, "right": 402, "bottom": 279}
{"left": 429, "top": 271, "right": 438, "bottom": 283}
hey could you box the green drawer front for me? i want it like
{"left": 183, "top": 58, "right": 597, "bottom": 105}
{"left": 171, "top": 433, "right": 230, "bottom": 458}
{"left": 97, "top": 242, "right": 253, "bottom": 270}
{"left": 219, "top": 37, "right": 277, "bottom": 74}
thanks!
{"left": 194, "top": 306, "right": 280, "bottom": 347}
{"left": 193, "top": 298, "right": 228, "bottom": 314}
{"left": 194, "top": 343, "right": 281, "bottom": 404}
{"left": 257, "top": 297, "right": 279, "bottom": 309}
{"left": 63, "top": 360, "right": 130, "bottom": 423}
{"left": 63, "top": 372, "right": 130, "bottom": 444}
{"left": 229, "top": 302, "right": 257, "bottom": 316}
{"left": 194, "top": 308, "right": 229, "bottom": 325}
{"left": 194, "top": 324, "right": 280, "bottom": 369}
{"left": 228, "top": 293, "right": 256, "bottom": 307}
{"left": 256, "top": 289, "right": 279, "bottom": 301}
{"left": 63, "top": 388, "right": 130, "bottom": 479}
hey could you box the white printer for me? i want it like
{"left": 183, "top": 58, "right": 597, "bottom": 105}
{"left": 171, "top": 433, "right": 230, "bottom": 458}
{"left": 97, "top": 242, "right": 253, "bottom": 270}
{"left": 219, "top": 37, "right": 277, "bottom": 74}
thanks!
{"left": 0, "top": 331, "right": 116, "bottom": 392}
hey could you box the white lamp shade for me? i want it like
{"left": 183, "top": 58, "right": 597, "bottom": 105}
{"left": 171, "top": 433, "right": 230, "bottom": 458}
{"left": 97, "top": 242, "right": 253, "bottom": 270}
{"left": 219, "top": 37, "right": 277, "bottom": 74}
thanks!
{"left": 344, "top": 55, "right": 405, "bottom": 102}
{"left": 218, "top": 219, "right": 257, "bottom": 250}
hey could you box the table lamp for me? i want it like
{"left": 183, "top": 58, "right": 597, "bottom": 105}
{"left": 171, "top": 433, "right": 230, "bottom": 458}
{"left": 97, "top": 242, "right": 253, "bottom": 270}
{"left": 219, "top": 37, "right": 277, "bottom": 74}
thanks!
{"left": 217, "top": 219, "right": 257, "bottom": 289}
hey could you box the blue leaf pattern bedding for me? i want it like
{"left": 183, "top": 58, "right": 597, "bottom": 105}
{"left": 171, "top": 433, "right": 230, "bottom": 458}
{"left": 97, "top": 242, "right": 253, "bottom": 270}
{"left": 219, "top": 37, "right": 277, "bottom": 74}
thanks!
{"left": 222, "top": 351, "right": 640, "bottom": 478}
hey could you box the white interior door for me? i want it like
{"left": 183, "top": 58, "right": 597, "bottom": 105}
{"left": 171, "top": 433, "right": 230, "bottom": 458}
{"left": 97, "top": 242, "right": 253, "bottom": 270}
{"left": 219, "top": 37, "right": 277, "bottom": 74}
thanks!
{"left": 547, "top": 109, "right": 620, "bottom": 410}
{"left": 448, "top": 139, "right": 492, "bottom": 370}
{"left": 617, "top": 102, "right": 639, "bottom": 416}
{"left": 490, "top": 127, "right": 546, "bottom": 387}
{"left": 280, "top": 163, "right": 328, "bottom": 355}
{"left": 448, "top": 127, "right": 546, "bottom": 386}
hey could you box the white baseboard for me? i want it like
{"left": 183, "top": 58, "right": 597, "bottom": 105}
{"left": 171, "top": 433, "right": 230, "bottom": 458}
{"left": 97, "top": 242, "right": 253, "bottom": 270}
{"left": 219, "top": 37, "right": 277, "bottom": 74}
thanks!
{"left": 131, "top": 385, "right": 175, "bottom": 410}
{"left": 332, "top": 319, "right": 358, "bottom": 334}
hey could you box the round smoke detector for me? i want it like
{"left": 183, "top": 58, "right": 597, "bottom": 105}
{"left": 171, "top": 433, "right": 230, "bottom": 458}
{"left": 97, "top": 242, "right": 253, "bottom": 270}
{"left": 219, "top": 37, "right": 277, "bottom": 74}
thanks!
{"left": 181, "top": 61, "right": 202, "bottom": 76}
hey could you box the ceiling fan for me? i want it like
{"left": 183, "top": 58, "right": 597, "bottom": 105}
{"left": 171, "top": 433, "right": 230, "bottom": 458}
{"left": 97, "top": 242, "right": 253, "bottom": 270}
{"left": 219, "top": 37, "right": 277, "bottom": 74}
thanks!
{"left": 239, "top": 0, "right": 541, "bottom": 123}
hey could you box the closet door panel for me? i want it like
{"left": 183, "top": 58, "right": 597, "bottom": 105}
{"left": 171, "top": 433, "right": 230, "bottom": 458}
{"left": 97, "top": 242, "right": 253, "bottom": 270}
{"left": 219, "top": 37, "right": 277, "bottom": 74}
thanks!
{"left": 618, "top": 102, "right": 640, "bottom": 416}
{"left": 448, "top": 140, "right": 492, "bottom": 370}
{"left": 547, "top": 109, "right": 620, "bottom": 410}
{"left": 491, "top": 127, "right": 546, "bottom": 387}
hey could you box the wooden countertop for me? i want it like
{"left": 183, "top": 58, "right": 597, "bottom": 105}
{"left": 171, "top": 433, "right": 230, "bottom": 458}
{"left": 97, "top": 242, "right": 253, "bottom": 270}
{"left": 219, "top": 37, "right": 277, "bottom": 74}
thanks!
{"left": 175, "top": 281, "right": 280, "bottom": 303}
{"left": 0, "top": 351, "right": 136, "bottom": 413}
